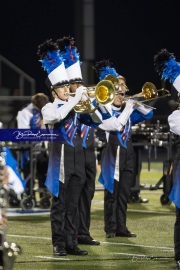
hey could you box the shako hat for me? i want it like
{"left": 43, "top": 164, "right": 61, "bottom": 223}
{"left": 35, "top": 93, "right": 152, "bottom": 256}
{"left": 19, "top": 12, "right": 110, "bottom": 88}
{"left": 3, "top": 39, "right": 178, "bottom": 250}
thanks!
{"left": 154, "top": 48, "right": 180, "bottom": 92}
{"left": 56, "top": 36, "right": 83, "bottom": 84}
{"left": 93, "top": 59, "right": 120, "bottom": 80}
{"left": 37, "top": 39, "right": 69, "bottom": 90}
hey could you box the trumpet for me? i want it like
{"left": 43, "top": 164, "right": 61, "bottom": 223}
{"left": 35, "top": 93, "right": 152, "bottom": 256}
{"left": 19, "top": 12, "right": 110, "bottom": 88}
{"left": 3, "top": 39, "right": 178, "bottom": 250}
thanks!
{"left": 66, "top": 78, "right": 117, "bottom": 113}
{"left": 65, "top": 88, "right": 100, "bottom": 114}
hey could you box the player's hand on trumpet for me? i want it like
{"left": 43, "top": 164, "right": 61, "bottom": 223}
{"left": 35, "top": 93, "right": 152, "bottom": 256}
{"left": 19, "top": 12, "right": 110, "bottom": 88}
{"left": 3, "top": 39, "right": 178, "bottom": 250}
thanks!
{"left": 75, "top": 86, "right": 89, "bottom": 101}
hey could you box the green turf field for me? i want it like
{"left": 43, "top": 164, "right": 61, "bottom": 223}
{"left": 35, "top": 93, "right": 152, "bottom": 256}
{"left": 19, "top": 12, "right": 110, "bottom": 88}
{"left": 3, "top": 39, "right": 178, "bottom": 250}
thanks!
{"left": 6, "top": 162, "right": 177, "bottom": 270}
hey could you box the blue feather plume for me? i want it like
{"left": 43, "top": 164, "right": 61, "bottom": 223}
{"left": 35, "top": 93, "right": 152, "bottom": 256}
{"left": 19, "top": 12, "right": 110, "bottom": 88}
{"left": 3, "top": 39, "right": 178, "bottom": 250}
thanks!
{"left": 99, "top": 67, "right": 119, "bottom": 81}
{"left": 60, "top": 46, "right": 81, "bottom": 68}
{"left": 56, "top": 36, "right": 81, "bottom": 68}
{"left": 40, "top": 50, "right": 63, "bottom": 75}
{"left": 162, "top": 57, "right": 180, "bottom": 83}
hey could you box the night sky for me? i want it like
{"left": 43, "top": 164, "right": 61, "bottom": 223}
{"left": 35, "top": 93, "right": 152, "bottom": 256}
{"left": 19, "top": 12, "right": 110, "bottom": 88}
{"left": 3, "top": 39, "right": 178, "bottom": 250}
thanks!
{"left": 1, "top": 0, "right": 180, "bottom": 119}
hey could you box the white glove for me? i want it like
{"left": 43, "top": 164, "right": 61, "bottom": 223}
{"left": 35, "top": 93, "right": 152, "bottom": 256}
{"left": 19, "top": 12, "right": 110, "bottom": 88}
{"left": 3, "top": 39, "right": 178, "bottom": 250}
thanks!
{"left": 75, "top": 86, "right": 88, "bottom": 101}
{"left": 124, "top": 99, "right": 135, "bottom": 110}
{"left": 117, "top": 99, "right": 134, "bottom": 126}
{"left": 81, "top": 95, "right": 89, "bottom": 101}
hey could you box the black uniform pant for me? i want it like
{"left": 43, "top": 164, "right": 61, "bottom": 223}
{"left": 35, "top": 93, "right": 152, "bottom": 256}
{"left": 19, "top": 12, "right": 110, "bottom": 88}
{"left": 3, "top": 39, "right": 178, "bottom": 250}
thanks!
{"left": 173, "top": 144, "right": 180, "bottom": 260}
{"left": 50, "top": 143, "right": 86, "bottom": 249}
{"left": 129, "top": 146, "right": 143, "bottom": 198}
{"left": 175, "top": 207, "right": 180, "bottom": 260}
{"left": 103, "top": 140, "right": 134, "bottom": 233}
{"left": 78, "top": 148, "right": 96, "bottom": 236}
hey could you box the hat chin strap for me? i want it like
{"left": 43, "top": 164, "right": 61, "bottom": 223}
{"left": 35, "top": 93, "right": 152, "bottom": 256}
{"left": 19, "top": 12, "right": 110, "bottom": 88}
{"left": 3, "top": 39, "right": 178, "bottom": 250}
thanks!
{"left": 53, "top": 89, "right": 68, "bottom": 102}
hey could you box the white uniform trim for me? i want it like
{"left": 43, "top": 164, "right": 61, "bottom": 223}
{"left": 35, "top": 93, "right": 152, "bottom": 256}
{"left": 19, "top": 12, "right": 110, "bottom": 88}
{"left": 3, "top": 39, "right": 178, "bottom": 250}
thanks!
{"left": 59, "top": 144, "right": 65, "bottom": 184}
{"left": 48, "top": 63, "right": 68, "bottom": 85}
{"left": 173, "top": 74, "right": 180, "bottom": 93}
{"left": 7, "top": 166, "right": 25, "bottom": 195}
{"left": 66, "top": 61, "right": 82, "bottom": 81}
{"left": 114, "top": 146, "right": 120, "bottom": 182}
{"left": 168, "top": 110, "right": 180, "bottom": 135}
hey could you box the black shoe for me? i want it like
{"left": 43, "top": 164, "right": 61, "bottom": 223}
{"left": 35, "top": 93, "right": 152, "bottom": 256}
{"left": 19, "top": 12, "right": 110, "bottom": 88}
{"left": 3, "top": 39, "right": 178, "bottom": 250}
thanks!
{"left": 53, "top": 245, "right": 67, "bottom": 256}
{"left": 78, "top": 236, "right": 100, "bottom": 245}
{"left": 116, "top": 231, "right": 137, "bottom": 238}
{"left": 128, "top": 195, "right": 149, "bottom": 203}
{"left": 66, "top": 246, "right": 88, "bottom": 256}
{"left": 106, "top": 232, "right": 115, "bottom": 238}
{"left": 176, "top": 260, "right": 180, "bottom": 270}
{"left": 136, "top": 197, "right": 149, "bottom": 203}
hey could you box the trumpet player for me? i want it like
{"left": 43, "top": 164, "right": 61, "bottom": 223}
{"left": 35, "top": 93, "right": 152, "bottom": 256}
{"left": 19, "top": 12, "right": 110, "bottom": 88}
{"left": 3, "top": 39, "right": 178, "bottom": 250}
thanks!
{"left": 56, "top": 36, "right": 100, "bottom": 246}
{"left": 37, "top": 39, "right": 102, "bottom": 257}
{"left": 93, "top": 60, "right": 154, "bottom": 238}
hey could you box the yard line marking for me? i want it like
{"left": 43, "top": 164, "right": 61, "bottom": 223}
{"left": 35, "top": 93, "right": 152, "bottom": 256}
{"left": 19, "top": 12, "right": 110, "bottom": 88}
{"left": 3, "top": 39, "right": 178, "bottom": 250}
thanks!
{"left": 111, "top": 252, "right": 171, "bottom": 260}
{"left": 92, "top": 206, "right": 175, "bottom": 215}
{"left": 101, "top": 241, "right": 174, "bottom": 250}
{"left": 7, "top": 234, "right": 173, "bottom": 251}
{"left": 8, "top": 234, "right": 51, "bottom": 240}
{"left": 35, "top": 256, "right": 70, "bottom": 261}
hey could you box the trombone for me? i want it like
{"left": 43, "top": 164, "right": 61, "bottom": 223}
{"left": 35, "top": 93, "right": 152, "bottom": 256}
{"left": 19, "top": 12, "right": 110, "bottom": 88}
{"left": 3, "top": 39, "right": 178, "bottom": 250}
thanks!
{"left": 125, "top": 82, "right": 171, "bottom": 102}
{"left": 121, "top": 82, "right": 171, "bottom": 110}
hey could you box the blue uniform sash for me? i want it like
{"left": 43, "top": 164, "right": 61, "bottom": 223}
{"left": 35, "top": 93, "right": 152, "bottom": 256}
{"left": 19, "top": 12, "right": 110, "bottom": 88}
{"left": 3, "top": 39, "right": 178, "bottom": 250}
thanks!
{"left": 169, "top": 161, "right": 180, "bottom": 208}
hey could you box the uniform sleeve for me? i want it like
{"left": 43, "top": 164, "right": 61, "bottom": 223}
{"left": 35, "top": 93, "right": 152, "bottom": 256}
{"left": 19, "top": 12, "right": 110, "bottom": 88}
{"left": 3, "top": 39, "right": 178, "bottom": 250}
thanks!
{"left": 130, "top": 109, "right": 153, "bottom": 125}
{"left": 133, "top": 103, "right": 154, "bottom": 115}
{"left": 42, "top": 87, "right": 88, "bottom": 125}
{"left": 98, "top": 115, "right": 123, "bottom": 131}
{"left": 98, "top": 100, "right": 134, "bottom": 131}
{"left": 42, "top": 99, "right": 81, "bottom": 125}
{"left": 168, "top": 110, "right": 180, "bottom": 135}
{"left": 41, "top": 102, "right": 62, "bottom": 125}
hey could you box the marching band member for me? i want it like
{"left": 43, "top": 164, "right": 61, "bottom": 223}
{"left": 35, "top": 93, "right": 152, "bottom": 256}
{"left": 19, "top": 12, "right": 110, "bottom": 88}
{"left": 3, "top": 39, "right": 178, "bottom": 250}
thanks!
{"left": 154, "top": 48, "right": 180, "bottom": 270}
{"left": 37, "top": 39, "right": 102, "bottom": 256}
{"left": 0, "top": 134, "right": 23, "bottom": 268}
{"left": 56, "top": 36, "right": 100, "bottom": 246}
{"left": 3, "top": 147, "right": 26, "bottom": 197}
{"left": 93, "top": 60, "right": 154, "bottom": 238}
{"left": 16, "top": 93, "right": 49, "bottom": 198}
{"left": 0, "top": 141, "right": 25, "bottom": 240}
{"left": 0, "top": 122, "right": 26, "bottom": 197}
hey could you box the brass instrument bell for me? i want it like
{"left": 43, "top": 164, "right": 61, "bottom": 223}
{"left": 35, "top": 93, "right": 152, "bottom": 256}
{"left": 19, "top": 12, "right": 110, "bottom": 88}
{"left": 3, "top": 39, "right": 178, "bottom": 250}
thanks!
{"left": 73, "top": 75, "right": 119, "bottom": 113}
{"left": 95, "top": 79, "right": 116, "bottom": 105}
{"left": 142, "top": 82, "right": 158, "bottom": 99}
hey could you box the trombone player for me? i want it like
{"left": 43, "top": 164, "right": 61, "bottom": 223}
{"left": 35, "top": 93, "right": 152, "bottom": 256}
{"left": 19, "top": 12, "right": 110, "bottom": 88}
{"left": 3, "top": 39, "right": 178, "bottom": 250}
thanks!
{"left": 93, "top": 59, "right": 154, "bottom": 238}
